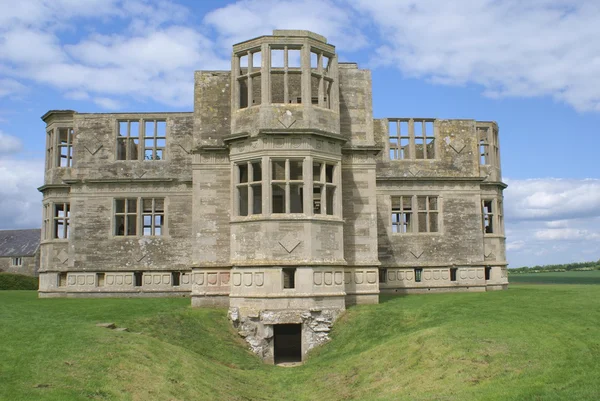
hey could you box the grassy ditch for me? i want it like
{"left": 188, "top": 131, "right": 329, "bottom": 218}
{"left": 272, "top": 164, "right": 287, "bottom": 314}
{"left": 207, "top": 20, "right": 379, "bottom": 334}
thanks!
{"left": 1, "top": 285, "right": 599, "bottom": 400}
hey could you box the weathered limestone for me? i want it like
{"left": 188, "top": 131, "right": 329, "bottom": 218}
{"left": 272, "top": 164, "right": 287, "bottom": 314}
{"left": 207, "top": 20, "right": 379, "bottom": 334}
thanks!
{"left": 38, "top": 30, "right": 507, "bottom": 363}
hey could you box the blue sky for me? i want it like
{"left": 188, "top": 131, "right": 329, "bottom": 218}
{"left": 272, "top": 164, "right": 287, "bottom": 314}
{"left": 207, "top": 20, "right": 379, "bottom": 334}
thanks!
{"left": 1, "top": 0, "right": 599, "bottom": 267}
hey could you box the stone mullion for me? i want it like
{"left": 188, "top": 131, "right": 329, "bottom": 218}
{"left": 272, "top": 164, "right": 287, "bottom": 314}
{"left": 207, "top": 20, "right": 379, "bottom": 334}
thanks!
{"left": 283, "top": 46, "right": 289, "bottom": 104}
{"left": 263, "top": 156, "right": 270, "bottom": 217}
{"left": 301, "top": 43, "right": 311, "bottom": 106}
{"left": 285, "top": 158, "right": 290, "bottom": 213}
{"left": 261, "top": 43, "right": 270, "bottom": 105}
{"left": 247, "top": 51, "right": 253, "bottom": 107}
{"left": 248, "top": 162, "right": 254, "bottom": 215}
{"left": 408, "top": 119, "right": 415, "bottom": 160}
{"left": 305, "top": 156, "right": 313, "bottom": 216}
{"left": 317, "top": 53, "right": 324, "bottom": 107}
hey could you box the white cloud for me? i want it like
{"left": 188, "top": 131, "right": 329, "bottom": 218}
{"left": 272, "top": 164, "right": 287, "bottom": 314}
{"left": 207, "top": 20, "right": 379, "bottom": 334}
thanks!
{"left": 353, "top": 0, "right": 600, "bottom": 112}
{"left": 504, "top": 178, "right": 600, "bottom": 221}
{"left": 93, "top": 97, "right": 122, "bottom": 110}
{"left": 0, "top": 79, "right": 26, "bottom": 98}
{"left": 0, "top": 0, "right": 227, "bottom": 108}
{"left": 0, "top": 159, "right": 43, "bottom": 229}
{"left": 504, "top": 178, "right": 600, "bottom": 267}
{"left": 204, "top": 0, "right": 368, "bottom": 52}
{"left": 0, "top": 131, "right": 23, "bottom": 154}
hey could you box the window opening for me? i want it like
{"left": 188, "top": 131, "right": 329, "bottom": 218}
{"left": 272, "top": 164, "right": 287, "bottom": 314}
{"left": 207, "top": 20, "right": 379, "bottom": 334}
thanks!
{"left": 485, "top": 267, "right": 491, "bottom": 281}
{"left": 379, "top": 269, "right": 387, "bottom": 283}
{"left": 117, "top": 121, "right": 139, "bottom": 160}
{"left": 11, "top": 257, "right": 23, "bottom": 267}
{"left": 482, "top": 200, "right": 494, "bottom": 234}
{"left": 417, "top": 196, "right": 439, "bottom": 233}
{"left": 236, "top": 161, "right": 262, "bottom": 216}
{"left": 58, "top": 128, "right": 74, "bottom": 167}
{"left": 272, "top": 159, "right": 303, "bottom": 214}
{"left": 415, "top": 268, "right": 423, "bottom": 282}
{"left": 172, "top": 272, "right": 181, "bottom": 286}
{"left": 389, "top": 119, "right": 434, "bottom": 160}
{"left": 450, "top": 268, "right": 457, "bottom": 282}
{"left": 46, "top": 129, "right": 54, "bottom": 170}
{"left": 58, "top": 273, "right": 67, "bottom": 287}
{"left": 310, "top": 49, "right": 334, "bottom": 109}
{"left": 271, "top": 47, "right": 302, "bottom": 105}
{"left": 97, "top": 273, "right": 105, "bottom": 287}
{"left": 142, "top": 198, "right": 164, "bottom": 236}
{"left": 391, "top": 196, "right": 412, "bottom": 233}
{"left": 115, "top": 199, "right": 137, "bottom": 236}
{"left": 313, "top": 162, "right": 336, "bottom": 215}
{"left": 53, "top": 203, "right": 70, "bottom": 239}
{"left": 143, "top": 120, "right": 166, "bottom": 160}
{"left": 134, "top": 272, "right": 143, "bottom": 287}
{"left": 283, "top": 268, "right": 296, "bottom": 289}
{"left": 238, "top": 49, "right": 262, "bottom": 108}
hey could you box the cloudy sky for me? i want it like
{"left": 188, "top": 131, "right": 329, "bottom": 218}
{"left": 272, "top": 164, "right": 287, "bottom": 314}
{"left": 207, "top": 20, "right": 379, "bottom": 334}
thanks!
{"left": 1, "top": 0, "right": 599, "bottom": 267}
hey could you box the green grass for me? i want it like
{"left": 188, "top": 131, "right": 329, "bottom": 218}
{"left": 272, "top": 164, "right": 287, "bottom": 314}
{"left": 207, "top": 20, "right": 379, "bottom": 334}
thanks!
{"left": 1, "top": 287, "right": 600, "bottom": 400}
{"left": 509, "top": 270, "right": 600, "bottom": 285}
{"left": 0, "top": 273, "right": 38, "bottom": 290}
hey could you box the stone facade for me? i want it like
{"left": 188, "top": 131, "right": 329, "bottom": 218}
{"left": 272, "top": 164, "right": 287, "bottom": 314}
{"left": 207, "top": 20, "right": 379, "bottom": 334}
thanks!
{"left": 38, "top": 30, "right": 507, "bottom": 363}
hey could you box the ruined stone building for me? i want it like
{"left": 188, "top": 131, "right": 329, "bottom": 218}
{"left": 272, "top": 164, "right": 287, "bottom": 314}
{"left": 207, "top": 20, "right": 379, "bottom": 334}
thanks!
{"left": 39, "top": 30, "right": 507, "bottom": 363}
{"left": 0, "top": 229, "right": 41, "bottom": 277}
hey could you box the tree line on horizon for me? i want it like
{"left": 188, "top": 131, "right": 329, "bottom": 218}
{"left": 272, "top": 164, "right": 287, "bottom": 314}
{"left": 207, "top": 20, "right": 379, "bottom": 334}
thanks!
{"left": 509, "top": 260, "right": 600, "bottom": 274}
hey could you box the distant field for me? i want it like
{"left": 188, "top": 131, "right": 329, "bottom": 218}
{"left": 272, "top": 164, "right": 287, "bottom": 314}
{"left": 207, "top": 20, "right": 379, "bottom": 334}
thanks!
{"left": 1, "top": 287, "right": 599, "bottom": 400}
{"left": 509, "top": 270, "right": 600, "bottom": 285}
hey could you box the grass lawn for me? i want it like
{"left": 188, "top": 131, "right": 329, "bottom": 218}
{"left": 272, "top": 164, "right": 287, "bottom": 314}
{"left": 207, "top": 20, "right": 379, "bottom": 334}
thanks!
{"left": 509, "top": 270, "right": 600, "bottom": 285}
{"left": 1, "top": 285, "right": 599, "bottom": 400}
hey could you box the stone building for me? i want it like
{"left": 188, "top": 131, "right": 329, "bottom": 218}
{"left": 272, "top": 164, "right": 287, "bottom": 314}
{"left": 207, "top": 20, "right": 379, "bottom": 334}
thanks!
{"left": 0, "top": 229, "right": 41, "bottom": 277}
{"left": 38, "top": 30, "right": 507, "bottom": 363}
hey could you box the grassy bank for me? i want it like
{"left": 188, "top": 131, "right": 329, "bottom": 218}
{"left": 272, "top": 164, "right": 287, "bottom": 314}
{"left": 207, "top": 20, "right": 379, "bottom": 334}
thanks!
{"left": 1, "top": 286, "right": 599, "bottom": 400}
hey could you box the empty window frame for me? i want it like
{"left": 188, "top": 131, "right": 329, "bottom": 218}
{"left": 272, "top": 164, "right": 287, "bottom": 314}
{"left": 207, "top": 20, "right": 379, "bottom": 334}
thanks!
{"left": 389, "top": 119, "right": 435, "bottom": 160}
{"left": 379, "top": 268, "right": 387, "bottom": 283}
{"left": 46, "top": 129, "right": 54, "bottom": 170}
{"left": 309, "top": 49, "right": 333, "bottom": 109}
{"left": 117, "top": 121, "right": 140, "bottom": 160}
{"left": 283, "top": 268, "right": 296, "bottom": 289}
{"left": 46, "top": 127, "right": 74, "bottom": 168}
{"left": 115, "top": 198, "right": 165, "bottom": 236}
{"left": 142, "top": 198, "right": 165, "bottom": 236}
{"left": 270, "top": 46, "right": 303, "bottom": 104}
{"left": 272, "top": 159, "right": 304, "bottom": 214}
{"left": 115, "top": 199, "right": 138, "bottom": 236}
{"left": 497, "top": 200, "right": 504, "bottom": 235}
{"left": 11, "top": 257, "right": 23, "bottom": 267}
{"left": 485, "top": 267, "right": 491, "bottom": 281}
{"left": 172, "top": 272, "right": 181, "bottom": 286}
{"left": 450, "top": 268, "right": 458, "bottom": 282}
{"left": 391, "top": 196, "right": 413, "bottom": 233}
{"left": 53, "top": 203, "right": 70, "bottom": 239}
{"left": 134, "top": 272, "right": 143, "bottom": 287}
{"left": 143, "top": 120, "right": 166, "bottom": 160}
{"left": 236, "top": 161, "right": 262, "bottom": 216}
{"left": 58, "top": 272, "right": 67, "bottom": 287}
{"left": 417, "top": 196, "right": 439, "bottom": 233}
{"left": 97, "top": 273, "right": 105, "bottom": 287}
{"left": 482, "top": 200, "right": 495, "bottom": 234}
{"left": 478, "top": 126, "right": 500, "bottom": 167}
{"left": 415, "top": 268, "right": 423, "bottom": 283}
{"left": 42, "top": 203, "right": 51, "bottom": 240}
{"left": 313, "top": 161, "right": 336, "bottom": 215}
{"left": 392, "top": 195, "right": 439, "bottom": 233}
{"left": 58, "top": 128, "right": 74, "bottom": 167}
{"left": 237, "top": 49, "right": 262, "bottom": 108}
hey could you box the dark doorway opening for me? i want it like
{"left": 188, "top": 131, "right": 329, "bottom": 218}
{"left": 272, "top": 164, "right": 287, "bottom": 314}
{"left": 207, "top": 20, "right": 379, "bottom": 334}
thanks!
{"left": 274, "top": 324, "right": 302, "bottom": 364}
